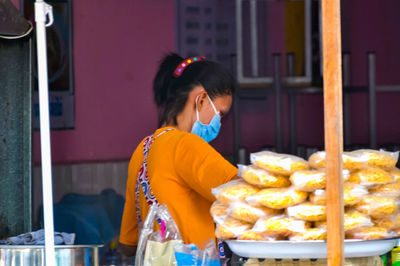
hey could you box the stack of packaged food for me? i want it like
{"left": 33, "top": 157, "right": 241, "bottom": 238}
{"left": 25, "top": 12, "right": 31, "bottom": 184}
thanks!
{"left": 211, "top": 149, "right": 400, "bottom": 241}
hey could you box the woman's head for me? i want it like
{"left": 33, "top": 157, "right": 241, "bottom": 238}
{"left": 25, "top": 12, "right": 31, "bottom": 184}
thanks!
{"left": 153, "top": 53, "right": 235, "bottom": 132}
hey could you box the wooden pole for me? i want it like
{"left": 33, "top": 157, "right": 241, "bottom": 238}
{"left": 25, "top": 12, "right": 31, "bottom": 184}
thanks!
{"left": 322, "top": 0, "right": 344, "bottom": 265}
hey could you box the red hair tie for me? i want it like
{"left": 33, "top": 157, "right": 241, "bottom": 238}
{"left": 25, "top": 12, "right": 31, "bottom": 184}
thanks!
{"left": 173, "top": 56, "right": 206, "bottom": 78}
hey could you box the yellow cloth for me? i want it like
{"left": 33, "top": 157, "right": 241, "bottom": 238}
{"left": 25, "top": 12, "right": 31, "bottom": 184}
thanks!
{"left": 120, "top": 127, "right": 237, "bottom": 246}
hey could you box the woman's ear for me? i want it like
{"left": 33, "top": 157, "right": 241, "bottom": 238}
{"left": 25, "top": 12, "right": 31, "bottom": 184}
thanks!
{"left": 196, "top": 91, "right": 208, "bottom": 111}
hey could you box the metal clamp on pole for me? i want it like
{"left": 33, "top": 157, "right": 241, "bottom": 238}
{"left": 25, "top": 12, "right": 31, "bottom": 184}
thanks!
{"left": 34, "top": 1, "right": 56, "bottom": 265}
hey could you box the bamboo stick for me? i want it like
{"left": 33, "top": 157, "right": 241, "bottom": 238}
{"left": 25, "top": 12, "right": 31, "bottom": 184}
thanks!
{"left": 322, "top": 0, "right": 344, "bottom": 265}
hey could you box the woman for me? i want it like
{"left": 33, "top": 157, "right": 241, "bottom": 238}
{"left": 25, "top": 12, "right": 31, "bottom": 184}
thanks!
{"left": 119, "top": 53, "right": 238, "bottom": 256}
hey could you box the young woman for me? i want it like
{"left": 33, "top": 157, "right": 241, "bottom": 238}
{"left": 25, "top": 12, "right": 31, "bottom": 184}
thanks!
{"left": 119, "top": 53, "right": 237, "bottom": 256}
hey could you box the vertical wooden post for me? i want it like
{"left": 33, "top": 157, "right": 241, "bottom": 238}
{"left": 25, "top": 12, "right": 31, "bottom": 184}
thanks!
{"left": 322, "top": 0, "right": 344, "bottom": 265}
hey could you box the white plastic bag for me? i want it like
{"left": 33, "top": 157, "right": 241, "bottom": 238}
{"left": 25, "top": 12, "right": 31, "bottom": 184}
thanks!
{"left": 135, "top": 204, "right": 182, "bottom": 266}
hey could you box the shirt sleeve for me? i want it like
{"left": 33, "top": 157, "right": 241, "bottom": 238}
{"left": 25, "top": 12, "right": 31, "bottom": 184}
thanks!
{"left": 119, "top": 144, "right": 142, "bottom": 246}
{"left": 174, "top": 133, "right": 238, "bottom": 202}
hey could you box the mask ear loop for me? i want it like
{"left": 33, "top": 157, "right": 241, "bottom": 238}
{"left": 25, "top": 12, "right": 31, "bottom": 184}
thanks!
{"left": 195, "top": 95, "right": 200, "bottom": 121}
{"left": 207, "top": 94, "right": 219, "bottom": 115}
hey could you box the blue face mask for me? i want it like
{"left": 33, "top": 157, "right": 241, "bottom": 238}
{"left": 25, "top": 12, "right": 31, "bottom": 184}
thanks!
{"left": 191, "top": 94, "right": 221, "bottom": 143}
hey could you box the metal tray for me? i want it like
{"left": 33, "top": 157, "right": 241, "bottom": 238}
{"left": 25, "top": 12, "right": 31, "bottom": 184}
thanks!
{"left": 0, "top": 245, "right": 102, "bottom": 266}
{"left": 225, "top": 238, "right": 399, "bottom": 259}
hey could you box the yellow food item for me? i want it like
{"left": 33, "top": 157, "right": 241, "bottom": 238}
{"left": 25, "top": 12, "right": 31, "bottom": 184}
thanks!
{"left": 309, "top": 151, "right": 364, "bottom": 171}
{"left": 252, "top": 216, "right": 306, "bottom": 237}
{"left": 391, "top": 167, "right": 400, "bottom": 183}
{"left": 286, "top": 202, "right": 326, "bottom": 222}
{"left": 354, "top": 195, "right": 398, "bottom": 219}
{"left": 369, "top": 182, "right": 400, "bottom": 198}
{"left": 343, "top": 183, "right": 369, "bottom": 205}
{"left": 289, "top": 170, "right": 326, "bottom": 192}
{"left": 246, "top": 187, "right": 308, "bottom": 209}
{"left": 308, "top": 183, "right": 368, "bottom": 206}
{"left": 213, "top": 180, "right": 260, "bottom": 206}
{"left": 346, "top": 227, "right": 393, "bottom": 240}
{"left": 309, "top": 190, "right": 326, "bottom": 205}
{"left": 373, "top": 215, "right": 400, "bottom": 230}
{"left": 210, "top": 201, "right": 228, "bottom": 218}
{"left": 348, "top": 167, "right": 393, "bottom": 188}
{"left": 308, "top": 149, "right": 399, "bottom": 171}
{"left": 392, "top": 228, "right": 400, "bottom": 237}
{"left": 240, "top": 165, "right": 291, "bottom": 188}
{"left": 315, "top": 211, "right": 372, "bottom": 232}
{"left": 251, "top": 151, "right": 309, "bottom": 176}
{"left": 215, "top": 216, "right": 252, "bottom": 239}
{"left": 347, "top": 149, "right": 399, "bottom": 170}
{"left": 290, "top": 228, "right": 327, "bottom": 241}
{"left": 229, "top": 202, "right": 282, "bottom": 223}
{"left": 238, "top": 231, "right": 267, "bottom": 241}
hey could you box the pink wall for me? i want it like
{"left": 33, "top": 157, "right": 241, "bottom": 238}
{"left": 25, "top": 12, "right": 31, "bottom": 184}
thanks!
{"left": 10, "top": 0, "right": 400, "bottom": 163}
{"left": 29, "top": 0, "right": 176, "bottom": 163}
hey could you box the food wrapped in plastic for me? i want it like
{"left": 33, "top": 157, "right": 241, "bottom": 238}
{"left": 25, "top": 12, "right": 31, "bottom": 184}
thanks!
{"left": 308, "top": 151, "right": 364, "bottom": 171}
{"left": 348, "top": 167, "right": 393, "bottom": 188}
{"left": 290, "top": 170, "right": 326, "bottom": 192}
{"left": 212, "top": 180, "right": 259, "bottom": 206}
{"left": 353, "top": 195, "right": 398, "bottom": 219}
{"left": 315, "top": 211, "right": 373, "bottom": 232}
{"left": 214, "top": 216, "right": 252, "bottom": 240}
{"left": 237, "top": 231, "right": 267, "bottom": 241}
{"left": 346, "top": 227, "right": 396, "bottom": 240}
{"left": 391, "top": 167, "right": 400, "bottom": 183}
{"left": 252, "top": 215, "right": 307, "bottom": 237}
{"left": 228, "top": 201, "right": 282, "bottom": 223}
{"left": 289, "top": 228, "right": 327, "bottom": 241}
{"left": 346, "top": 149, "right": 399, "bottom": 170}
{"left": 373, "top": 214, "right": 400, "bottom": 230}
{"left": 309, "top": 183, "right": 368, "bottom": 206}
{"left": 369, "top": 182, "right": 400, "bottom": 198}
{"left": 250, "top": 151, "right": 309, "bottom": 176}
{"left": 246, "top": 187, "right": 308, "bottom": 209}
{"left": 210, "top": 201, "right": 228, "bottom": 219}
{"left": 286, "top": 202, "right": 326, "bottom": 222}
{"left": 238, "top": 164, "right": 291, "bottom": 188}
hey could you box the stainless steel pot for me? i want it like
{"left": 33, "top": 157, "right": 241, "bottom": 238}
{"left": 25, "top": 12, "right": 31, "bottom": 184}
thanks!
{"left": 0, "top": 245, "right": 101, "bottom": 266}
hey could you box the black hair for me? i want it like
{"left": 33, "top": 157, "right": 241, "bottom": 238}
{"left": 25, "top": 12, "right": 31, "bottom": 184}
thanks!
{"left": 153, "top": 53, "right": 235, "bottom": 126}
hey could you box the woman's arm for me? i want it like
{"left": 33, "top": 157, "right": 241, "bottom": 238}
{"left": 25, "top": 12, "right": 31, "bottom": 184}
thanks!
{"left": 119, "top": 242, "right": 137, "bottom": 257}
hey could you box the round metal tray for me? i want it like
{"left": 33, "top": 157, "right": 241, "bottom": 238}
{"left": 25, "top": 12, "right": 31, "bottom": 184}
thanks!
{"left": 225, "top": 238, "right": 399, "bottom": 259}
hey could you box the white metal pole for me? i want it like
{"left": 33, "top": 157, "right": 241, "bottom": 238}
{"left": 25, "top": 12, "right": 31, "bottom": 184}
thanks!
{"left": 34, "top": 1, "right": 56, "bottom": 265}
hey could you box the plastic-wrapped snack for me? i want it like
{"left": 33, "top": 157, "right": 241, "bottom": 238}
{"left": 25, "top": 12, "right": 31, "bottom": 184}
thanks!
{"left": 238, "top": 165, "right": 291, "bottom": 188}
{"left": 392, "top": 228, "right": 400, "bottom": 237}
{"left": 214, "top": 216, "right": 252, "bottom": 240}
{"left": 210, "top": 201, "right": 228, "bottom": 219}
{"left": 290, "top": 170, "right": 326, "bottom": 192}
{"left": 309, "top": 189, "right": 326, "bottom": 205}
{"left": 308, "top": 151, "right": 364, "bottom": 171}
{"left": 238, "top": 231, "right": 267, "bottom": 241}
{"left": 373, "top": 214, "right": 400, "bottom": 230}
{"left": 391, "top": 167, "right": 400, "bottom": 183}
{"left": 228, "top": 201, "right": 282, "bottom": 223}
{"left": 315, "top": 211, "right": 373, "bottom": 232}
{"left": 252, "top": 215, "right": 307, "bottom": 237}
{"left": 212, "top": 180, "right": 259, "bottom": 206}
{"left": 250, "top": 151, "right": 309, "bottom": 176}
{"left": 369, "top": 182, "right": 400, "bottom": 198}
{"left": 348, "top": 167, "right": 393, "bottom": 188}
{"left": 346, "top": 149, "right": 399, "bottom": 170}
{"left": 289, "top": 228, "right": 327, "bottom": 241}
{"left": 309, "top": 183, "right": 368, "bottom": 206}
{"left": 286, "top": 202, "right": 326, "bottom": 222}
{"left": 346, "top": 227, "right": 396, "bottom": 240}
{"left": 246, "top": 187, "right": 308, "bottom": 209}
{"left": 353, "top": 195, "right": 398, "bottom": 219}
